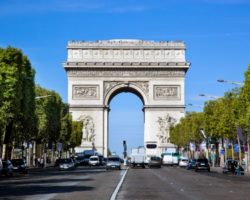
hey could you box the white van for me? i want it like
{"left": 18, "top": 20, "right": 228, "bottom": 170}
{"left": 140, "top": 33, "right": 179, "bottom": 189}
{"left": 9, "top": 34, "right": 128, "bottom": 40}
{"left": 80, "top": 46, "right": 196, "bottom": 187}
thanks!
{"left": 89, "top": 156, "right": 100, "bottom": 166}
{"left": 162, "top": 152, "right": 180, "bottom": 165}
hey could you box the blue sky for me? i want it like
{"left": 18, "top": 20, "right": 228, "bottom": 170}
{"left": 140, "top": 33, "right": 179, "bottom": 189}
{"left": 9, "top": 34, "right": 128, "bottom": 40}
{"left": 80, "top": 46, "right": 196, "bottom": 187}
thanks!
{"left": 1, "top": 0, "right": 250, "bottom": 156}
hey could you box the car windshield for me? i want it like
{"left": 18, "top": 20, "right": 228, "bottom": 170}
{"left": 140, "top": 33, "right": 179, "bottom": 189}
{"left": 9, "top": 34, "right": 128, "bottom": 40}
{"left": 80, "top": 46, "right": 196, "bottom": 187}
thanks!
{"left": 11, "top": 159, "right": 24, "bottom": 165}
{"left": 2, "top": 162, "right": 8, "bottom": 167}
{"left": 60, "top": 159, "right": 72, "bottom": 164}
{"left": 108, "top": 157, "right": 120, "bottom": 162}
{"left": 151, "top": 157, "right": 161, "bottom": 161}
{"left": 90, "top": 157, "right": 98, "bottom": 161}
{"left": 197, "top": 159, "right": 208, "bottom": 163}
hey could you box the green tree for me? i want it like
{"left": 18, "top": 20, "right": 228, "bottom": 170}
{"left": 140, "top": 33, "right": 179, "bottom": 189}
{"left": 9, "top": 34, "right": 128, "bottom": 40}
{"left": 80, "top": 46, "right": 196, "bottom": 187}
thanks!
{"left": 204, "top": 91, "right": 239, "bottom": 140}
{"left": 70, "top": 121, "right": 83, "bottom": 148}
{"left": 35, "top": 86, "right": 62, "bottom": 145}
{"left": 238, "top": 65, "right": 250, "bottom": 133}
{"left": 60, "top": 103, "right": 72, "bottom": 149}
{"left": 0, "top": 47, "right": 36, "bottom": 159}
{"left": 169, "top": 112, "right": 204, "bottom": 148}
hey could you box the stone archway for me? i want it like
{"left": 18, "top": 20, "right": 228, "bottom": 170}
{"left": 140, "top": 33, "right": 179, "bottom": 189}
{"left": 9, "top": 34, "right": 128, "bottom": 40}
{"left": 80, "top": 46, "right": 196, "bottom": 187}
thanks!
{"left": 64, "top": 39, "right": 190, "bottom": 157}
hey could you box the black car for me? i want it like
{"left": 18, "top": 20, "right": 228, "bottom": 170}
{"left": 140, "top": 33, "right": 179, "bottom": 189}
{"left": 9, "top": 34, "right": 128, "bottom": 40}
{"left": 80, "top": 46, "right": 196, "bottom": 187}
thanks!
{"left": 2, "top": 160, "right": 14, "bottom": 177}
{"left": 186, "top": 159, "right": 197, "bottom": 170}
{"left": 222, "top": 159, "right": 244, "bottom": 175}
{"left": 195, "top": 158, "right": 210, "bottom": 172}
{"left": 11, "top": 159, "right": 28, "bottom": 174}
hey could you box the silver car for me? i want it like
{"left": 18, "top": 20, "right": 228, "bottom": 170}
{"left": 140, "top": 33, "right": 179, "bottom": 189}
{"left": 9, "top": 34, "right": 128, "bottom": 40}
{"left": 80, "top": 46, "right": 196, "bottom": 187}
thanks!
{"left": 58, "top": 158, "right": 75, "bottom": 170}
{"left": 106, "top": 156, "right": 121, "bottom": 170}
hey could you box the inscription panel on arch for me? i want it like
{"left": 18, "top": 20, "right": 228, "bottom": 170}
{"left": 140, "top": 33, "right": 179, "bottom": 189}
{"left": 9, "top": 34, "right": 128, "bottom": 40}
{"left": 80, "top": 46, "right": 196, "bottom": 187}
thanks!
{"left": 154, "top": 85, "right": 181, "bottom": 100}
{"left": 72, "top": 85, "right": 99, "bottom": 100}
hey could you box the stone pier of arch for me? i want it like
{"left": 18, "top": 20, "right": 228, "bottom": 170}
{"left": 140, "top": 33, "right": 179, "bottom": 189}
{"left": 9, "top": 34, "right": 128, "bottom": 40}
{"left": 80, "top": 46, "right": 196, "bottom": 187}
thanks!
{"left": 63, "top": 39, "right": 190, "bottom": 157}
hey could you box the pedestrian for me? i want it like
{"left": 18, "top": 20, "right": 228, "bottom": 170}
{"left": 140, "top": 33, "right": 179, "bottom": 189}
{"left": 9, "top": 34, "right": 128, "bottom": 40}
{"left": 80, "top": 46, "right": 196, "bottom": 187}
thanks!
{"left": 40, "top": 157, "right": 44, "bottom": 168}
{"left": 37, "top": 157, "right": 41, "bottom": 167}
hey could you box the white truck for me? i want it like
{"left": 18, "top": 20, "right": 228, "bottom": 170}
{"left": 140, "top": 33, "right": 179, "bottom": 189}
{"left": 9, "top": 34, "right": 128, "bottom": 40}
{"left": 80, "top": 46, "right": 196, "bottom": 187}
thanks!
{"left": 130, "top": 146, "right": 147, "bottom": 168}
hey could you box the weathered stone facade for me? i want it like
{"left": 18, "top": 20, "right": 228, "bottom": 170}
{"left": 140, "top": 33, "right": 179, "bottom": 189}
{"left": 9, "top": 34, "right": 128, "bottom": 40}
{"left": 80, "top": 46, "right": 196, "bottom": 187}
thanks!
{"left": 64, "top": 39, "right": 190, "bottom": 156}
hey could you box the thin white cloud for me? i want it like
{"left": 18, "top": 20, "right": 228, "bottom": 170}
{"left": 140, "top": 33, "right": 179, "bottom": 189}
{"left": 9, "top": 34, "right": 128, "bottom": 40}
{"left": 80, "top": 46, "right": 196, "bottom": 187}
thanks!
{"left": 0, "top": 0, "right": 149, "bottom": 16}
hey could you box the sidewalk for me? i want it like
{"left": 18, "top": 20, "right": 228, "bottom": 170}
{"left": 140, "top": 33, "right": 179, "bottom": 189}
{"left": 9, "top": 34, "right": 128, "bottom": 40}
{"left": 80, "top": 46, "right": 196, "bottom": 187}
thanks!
{"left": 27, "top": 163, "right": 55, "bottom": 172}
{"left": 211, "top": 166, "right": 250, "bottom": 176}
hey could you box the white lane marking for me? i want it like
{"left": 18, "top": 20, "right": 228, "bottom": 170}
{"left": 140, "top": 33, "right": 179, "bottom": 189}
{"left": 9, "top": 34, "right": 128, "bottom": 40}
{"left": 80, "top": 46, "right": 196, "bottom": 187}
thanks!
{"left": 110, "top": 168, "right": 128, "bottom": 200}
{"left": 26, "top": 194, "right": 57, "bottom": 200}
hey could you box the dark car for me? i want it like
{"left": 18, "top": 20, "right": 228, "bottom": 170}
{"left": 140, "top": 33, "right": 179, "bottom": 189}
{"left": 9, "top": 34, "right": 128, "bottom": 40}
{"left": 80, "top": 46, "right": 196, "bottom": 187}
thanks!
{"left": 186, "top": 159, "right": 197, "bottom": 170}
{"left": 148, "top": 156, "right": 162, "bottom": 168}
{"left": 0, "top": 159, "right": 3, "bottom": 176}
{"left": 74, "top": 156, "right": 85, "bottom": 166}
{"left": 222, "top": 159, "right": 244, "bottom": 175}
{"left": 195, "top": 158, "right": 210, "bottom": 172}
{"left": 2, "top": 160, "right": 14, "bottom": 177}
{"left": 11, "top": 159, "right": 28, "bottom": 174}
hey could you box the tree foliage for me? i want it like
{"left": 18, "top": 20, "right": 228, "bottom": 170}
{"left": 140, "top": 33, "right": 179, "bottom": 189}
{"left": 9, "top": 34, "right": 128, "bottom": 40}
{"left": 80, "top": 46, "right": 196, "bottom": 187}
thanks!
{"left": 169, "top": 112, "right": 204, "bottom": 147}
{"left": 70, "top": 121, "right": 83, "bottom": 148}
{"left": 238, "top": 65, "right": 250, "bottom": 133}
{"left": 35, "top": 86, "right": 62, "bottom": 144}
{"left": 60, "top": 103, "right": 72, "bottom": 144}
{"left": 0, "top": 47, "right": 36, "bottom": 156}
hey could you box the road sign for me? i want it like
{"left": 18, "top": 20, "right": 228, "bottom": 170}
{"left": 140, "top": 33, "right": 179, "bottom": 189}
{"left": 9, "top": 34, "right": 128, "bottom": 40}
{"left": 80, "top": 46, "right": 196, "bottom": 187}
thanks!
{"left": 57, "top": 143, "right": 62, "bottom": 152}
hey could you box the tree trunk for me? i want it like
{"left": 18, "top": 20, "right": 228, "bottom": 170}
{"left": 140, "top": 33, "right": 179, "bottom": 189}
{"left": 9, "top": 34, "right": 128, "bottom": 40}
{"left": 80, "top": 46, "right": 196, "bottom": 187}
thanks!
{"left": 4, "top": 121, "right": 13, "bottom": 160}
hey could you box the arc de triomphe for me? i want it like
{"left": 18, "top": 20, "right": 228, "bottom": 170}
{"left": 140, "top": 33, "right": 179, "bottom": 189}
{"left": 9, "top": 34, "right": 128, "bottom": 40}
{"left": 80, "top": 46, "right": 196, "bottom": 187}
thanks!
{"left": 63, "top": 39, "right": 190, "bottom": 157}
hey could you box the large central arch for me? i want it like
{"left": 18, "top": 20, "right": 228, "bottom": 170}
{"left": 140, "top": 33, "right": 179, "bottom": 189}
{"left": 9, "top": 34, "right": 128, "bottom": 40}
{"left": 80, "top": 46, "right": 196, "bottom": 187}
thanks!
{"left": 64, "top": 39, "right": 190, "bottom": 157}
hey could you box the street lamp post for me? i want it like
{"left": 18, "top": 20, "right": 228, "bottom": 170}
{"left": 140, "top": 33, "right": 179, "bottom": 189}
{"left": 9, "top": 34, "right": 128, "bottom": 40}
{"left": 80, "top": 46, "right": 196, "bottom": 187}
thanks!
{"left": 35, "top": 94, "right": 53, "bottom": 168}
{"left": 35, "top": 95, "right": 52, "bottom": 100}
{"left": 217, "top": 79, "right": 243, "bottom": 86}
{"left": 198, "top": 94, "right": 220, "bottom": 99}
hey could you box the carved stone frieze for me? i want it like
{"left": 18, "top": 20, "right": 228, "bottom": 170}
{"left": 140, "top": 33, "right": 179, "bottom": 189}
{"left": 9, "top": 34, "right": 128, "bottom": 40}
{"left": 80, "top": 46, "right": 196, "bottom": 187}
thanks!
{"left": 103, "top": 81, "right": 149, "bottom": 97}
{"left": 154, "top": 85, "right": 180, "bottom": 100}
{"left": 104, "top": 81, "right": 122, "bottom": 95}
{"left": 130, "top": 81, "right": 149, "bottom": 96}
{"left": 157, "top": 114, "right": 177, "bottom": 144}
{"left": 67, "top": 69, "right": 185, "bottom": 78}
{"left": 67, "top": 40, "right": 187, "bottom": 63}
{"left": 78, "top": 115, "right": 95, "bottom": 145}
{"left": 68, "top": 40, "right": 185, "bottom": 49}
{"left": 73, "top": 85, "right": 99, "bottom": 99}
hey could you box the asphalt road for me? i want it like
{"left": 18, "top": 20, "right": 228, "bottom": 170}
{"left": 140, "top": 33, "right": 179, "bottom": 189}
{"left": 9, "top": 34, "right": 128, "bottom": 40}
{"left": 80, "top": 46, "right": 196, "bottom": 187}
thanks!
{"left": 0, "top": 166, "right": 124, "bottom": 200}
{"left": 1, "top": 166, "right": 250, "bottom": 200}
{"left": 116, "top": 166, "right": 250, "bottom": 200}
